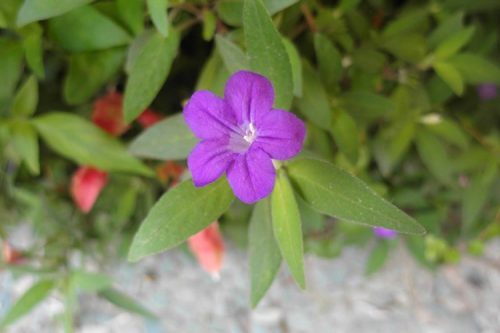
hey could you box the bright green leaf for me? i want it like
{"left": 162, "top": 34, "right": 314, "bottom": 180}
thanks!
{"left": 17, "top": 0, "right": 94, "bottom": 26}
{"left": 365, "top": 241, "right": 390, "bottom": 275}
{"left": 215, "top": 34, "right": 249, "bottom": 74}
{"left": 129, "top": 113, "right": 197, "bottom": 160}
{"left": 249, "top": 198, "right": 281, "bottom": 308}
{"left": 282, "top": 38, "right": 302, "bottom": 97}
{"left": 19, "top": 23, "right": 45, "bottom": 78}
{"left": 70, "top": 270, "right": 112, "bottom": 292}
{"left": 202, "top": 10, "right": 216, "bottom": 41}
{"left": 434, "top": 26, "right": 475, "bottom": 60}
{"left": 423, "top": 118, "right": 469, "bottom": 149}
{"left": 147, "top": 0, "right": 169, "bottom": 37}
{"left": 0, "top": 40, "right": 23, "bottom": 108}
{"left": 288, "top": 158, "right": 425, "bottom": 235}
{"left": 63, "top": 48, "right": 125, "bottom": 105}
{"left": 117, "top": 0, "right": 144, "bottom": 35}
{"left": 48, "top": 5, "right": 131, "bottom": 52}
{"left": 33, "top": 112, "right": 152, "bottom": 176}
{"left": 11, "top": 75, "right": 38, "bottom": 116}
{"left": 128, "top": 178, "right": 234, "bottom": 262}
{"left": 331, "top": 108, "right": 358, "bottom": 163}
{"left": 448, "top": 53, "right": 500, "bottom": 84}
{"left": 271, "top": 169, "right": 305, "bottom": 289}
{"left": 0, "top": 280, "right": 55, "bottom": 328}
{"left": 295, "top": 60, "right": 331, "bottom": 130}
{"left": 433, "top": 61, "right": 464, "bottom": 96}
{"left": 243, "top": 0, "right": 293, "bottom": 109}
{"left": 314, "top": 33, "right": 342, "bottom": 88}
{"left": 99, "top": 288, "right": 157, "bottom": 319}
{"left": 10, "top": 120, "right": 39, "bottom": 174}
{"left": 428, "top": 12, "right": 464, "bottom": 48}
{"left": 124, "top": 31, "right": 179, "bottom": 122}
{"left": 415, "top": 129, "right": 452, "bottom": 184}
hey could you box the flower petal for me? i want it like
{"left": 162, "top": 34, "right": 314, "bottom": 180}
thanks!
{"left": 188, "top": 138, "right": 236, "bottom": 187}
{"left": 255, "top": 109, "right": 306, "bottom": 159}
{"left": 224, "top": 71, "right": 274, "bottom": 126}
{"left": 92, "top": 91, "right": 129, "bottom": 136}
{"left": 70, "top": 166, "right": 108, "bottom": 213}
{"left": 184, "top": 91, "right": 238, "bottom": 139}
{"left": 226, "top": 147, "right": 275, "bottom": 204}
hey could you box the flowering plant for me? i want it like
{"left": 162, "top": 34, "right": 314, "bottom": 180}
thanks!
{"left": 0, "top": 0, "right": 499, "bottom": 329}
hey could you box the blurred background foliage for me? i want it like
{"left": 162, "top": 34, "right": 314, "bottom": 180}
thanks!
{"left": 0, "top": 0, "right": 499, "bottom": 329}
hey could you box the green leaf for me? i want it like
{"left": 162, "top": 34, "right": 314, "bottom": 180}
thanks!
{"left": 415, "top": 129, "right": 452, "bottom": 184}
{"left": 381, "top": 33, "right": 427, "bottom": 64}
{"left": 0, "top": 280, "right": 55, "bottom": 328}
{"left": 124, "top": 31, "right": 179, "bottom": 122}
{"left": 243, "top": 0, "right": 293, "bottom": 109}
{"left": 129, "top": 113, "right": 197, "bottom": 160}
{"left": 434, "top": 27, "right": 475, "bottom": 60}
{"left": 428, "top": 12, "right": 464, "bottom": 49}
{"left": 202, "top": 10, "right": 216, "bottom": 41}
{"left": 314, "top": 33, "right": 342, "bottom": 89}
{"left": 63, "top": 48, "right": 125, "bottom": 105}
{"left": 147, "top": 0, "right": 169, "bottom": 37}
{"left": 287, "top": 158, "right": 425, "bottom": 235}
{"left": 17, "top": 0, "right": 94, "bottom": 26}
{"left": 48, "top": 5, "right": 131, "bottom": 52}
{"left": 19, "top": 23, "right": 45, "bottom": 78}
{"left": 282, "top": 38, "right": 302, "bottom": 97}
{"left": 11, "top": 75, "right": 38, "bottom": 116}
{"left": 128, "top": 178, "right": 234, "bottom": 262}
{"left": 70, "top": 270, "right": 112, "bottom": 292}
{"left": 215, "top": 34, "right": 249, "bottom": 74}
{"left": 365, "top": 241, "right": 390, "bottom": 275}
{"left": 0, "top": 40, "right": 23, "bottom": 108}
{"left": 373, "top": 122, "right": 416, "bottom": 176}
{"left": 10, "top": 120, "right": 39, "bottom": 175}
{"left": 271, "top": 169, "right": 305, "bottom": 289}
{"left": 331, "top": 109, "right": 358, "bottom": 163}
{"left": 217, "top": 0, "right": 298, "bottom": 26}
{"left": 249, "top": 198, "right": 281, "bottom": 308}
{"left": 448, "top": 53, "right": 500, "bottom": 84}
{"left": 195, "top": 51, "right": 229, "bottom": 95}
{"left": 33, "top": 112, "right": 152, "bottom": 176}
{"left": 295, "top": 60, "right": 331, "bottom": 130}
{"left": 432, "top": 61, "right": 464, "bottom": 96}
{"left": 338, "top": 0, "right": 361, "bottom": 12}
{"left": 343, "top": 91, "right": 395, "bottom": 122}
{"left": 423, "top": 118, "right": 468, "bottom": 149}
{"left": 99, "top": 288, "right": 156, "bottom": 319}
{"left": 117, "top": 0, "right": 144, "bottom": 36}
{"left": 382, "top": 9, "right": 429, "bottom": 37}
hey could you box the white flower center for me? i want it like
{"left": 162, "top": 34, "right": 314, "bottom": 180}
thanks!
{"left": 243, "top": 123, "right": 257, "bottom": 144}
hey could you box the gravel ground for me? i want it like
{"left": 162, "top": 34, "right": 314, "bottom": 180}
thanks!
{"left": 2, "top": 239, "right": 500, "bottom": 333}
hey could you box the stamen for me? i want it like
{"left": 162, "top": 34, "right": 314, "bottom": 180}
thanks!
{"left": 243, "top": 123, "right": 257, "bottom": 144}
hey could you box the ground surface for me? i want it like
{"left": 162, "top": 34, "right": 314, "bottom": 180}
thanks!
{"left": 1, "top": 239, "right": 500, "bottom": 333}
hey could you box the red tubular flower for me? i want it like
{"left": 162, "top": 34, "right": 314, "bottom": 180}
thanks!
{"left": 137, "top": 109, "right": 164, "bottom": 128}
{"left": 188, "top": 222, "right": 224, "bottom": 278}
{"left": 70, "top": 167, "right": 108, "bottom": 213}
{"left": 92, "top": 91, "right": 129, "bottom": 136}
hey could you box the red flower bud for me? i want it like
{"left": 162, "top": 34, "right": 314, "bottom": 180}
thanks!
{"left": 188, "top": 222, "right": 224, "bottom": 278}
{"left": 92, "top": 91, "right": 129, "bottom": 136}
{"left": 70, "top": 166, "right": 108, "bottom": 213}
{"left": 137, "top": 109, "right": 164, "bottom": 128}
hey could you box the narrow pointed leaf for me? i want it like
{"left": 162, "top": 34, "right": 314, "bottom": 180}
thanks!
{"left": 128, "top": 178, "right": 234, "bottom": 262}
{"left": 129, "top": 113, "right": 197, "bottom": 160}
{"left": 17, "top": 0, "right": 94, "bottom": 26}
{"left": 99, "top": 288, "right": 157, "bottom": 319}
{"left": 243, "top": 0, "right": 293, "bottom": 109}
{"left": 249, "top": 198, "right": 281, "bottom": 307}
{"left": 288, "top": 158, "right": 425, "bottom": 235}
{"left": 271, "top": 169, "right": 305, "bottom": 288}
{"left": 0, "top": 280, "right": 55, "bottom": 328}
{"left": 215, "top": 34, "right": 249, "bottom": 73}
{"left": 147, "top": 0, "right": 169, "bottom": 37}
{"left": 10, "top": 120, "right": 39, "bottom": 174}
{"left": 11, "top": 75, "right": 38, "bottom": 116}
{"left": 124, "top": 31, "right": 179, "bottom": 122}
{"left": 33, "top": 112, "right": 152, "bottom": 176}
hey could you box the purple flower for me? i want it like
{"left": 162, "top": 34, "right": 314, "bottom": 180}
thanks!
{"left": 373, "top": 227, "right": 397, "bottom": 239}
{"left": 477, "top": 84, "right": 497, "bottom": 100}
{"left": 184, "top": 71, "right": 306, "bottom": 204}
